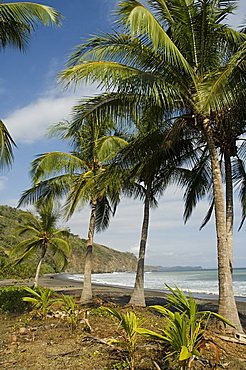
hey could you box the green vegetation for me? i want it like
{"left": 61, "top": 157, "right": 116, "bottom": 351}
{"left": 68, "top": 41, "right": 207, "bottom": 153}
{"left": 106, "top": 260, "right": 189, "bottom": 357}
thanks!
{"left": 18, "top": 117, "right": 127, "bottom": 304}
{"left": 0, "top": 1, "right": 62, "bottom": 170}
{"left": 23, "top": 286, "right": 56, "bottom": 317}
{"left": 11, "top": 201, "right": 71, "bottom": 287}
{"left": 0, "top": 205, "right": 137, "bottom": 280}
{"left": 58, "top": 0, "right": 246, "bottom": 331}
{"left": 137, "top": 286, "right": 233, "bottom": 369}
{"left": 0, "top": 286, "right": 32, "bottom": 314}
{"left": 0, "top": 285, "right": 244, "bottom": 369}
{"left": 102, "top": 307, "right": 144, "bottom": 370}
{"left": 57, "top": 294, "right": 80, "bottom": 330}
{"left": 0, "top": 0, "right": 245, "bottom": 338}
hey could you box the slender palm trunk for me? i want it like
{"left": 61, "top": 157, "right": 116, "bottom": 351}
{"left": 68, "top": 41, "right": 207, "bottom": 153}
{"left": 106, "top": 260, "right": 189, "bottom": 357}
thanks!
{"left": 34, "top": 246, "right": 46, "bottom": 288}
{"left": 224, "top": 151, "right": 233, "bottom": 273}
{"left": 203, "top": 119, "right": 242, "bottom": 331}
{"left": 129, "top": 184, "right": 151, "bottom": 307}
{"left": 80, "top": 199, "right": 97, "bottom": 304}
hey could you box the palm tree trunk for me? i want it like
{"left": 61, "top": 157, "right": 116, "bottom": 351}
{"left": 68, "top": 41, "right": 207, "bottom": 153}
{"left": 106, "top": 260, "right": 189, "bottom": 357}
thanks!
{"left": 224, "top": 151, "right": 233, "bottom": 274}
{"left": 34, "top": 247, "right": 46, "bottom": 288}
{"left": 203, "top": 119, "right": 242, "bottom": 332}
{"left": 129, "top": 184, "right": 151, "bottom": 307}
{"left": 80, "top": 199, "right": 97, "bottom": 304}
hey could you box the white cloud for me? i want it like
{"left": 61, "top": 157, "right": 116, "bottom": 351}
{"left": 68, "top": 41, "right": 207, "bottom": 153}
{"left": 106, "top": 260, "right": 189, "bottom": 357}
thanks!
{"left": 4, "top": 85, "right": 99, "bottom": 144}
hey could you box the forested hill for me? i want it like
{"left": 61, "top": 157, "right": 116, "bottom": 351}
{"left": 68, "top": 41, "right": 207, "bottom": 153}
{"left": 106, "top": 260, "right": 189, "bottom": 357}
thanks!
{"left": 0, "top": 205, "right": 137, "bottom": 279}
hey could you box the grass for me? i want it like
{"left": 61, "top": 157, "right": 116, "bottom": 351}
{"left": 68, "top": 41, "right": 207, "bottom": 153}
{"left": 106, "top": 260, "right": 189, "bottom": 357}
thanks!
{"left": 0, "top": 297, "right": 246, "bottom": 370}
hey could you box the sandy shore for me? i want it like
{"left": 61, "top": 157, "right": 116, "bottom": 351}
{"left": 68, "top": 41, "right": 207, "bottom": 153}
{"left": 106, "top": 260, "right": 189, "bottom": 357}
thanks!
{"left": 1, "top": 274, "right": 246, "bottom": 323}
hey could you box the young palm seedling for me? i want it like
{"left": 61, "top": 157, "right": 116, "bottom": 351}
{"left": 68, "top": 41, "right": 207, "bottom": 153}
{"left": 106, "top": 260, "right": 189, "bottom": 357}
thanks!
{"left": 137, "top": 285, "right": 234, "bottom": 369}
{"left": 23, "top": 286, "right": 56, "bottom": 317}
{"left": 102, "top": 307, "right": 144, "bottom": 370}
{"left": 57, "top": 294, "right": 79, "bottom": 331}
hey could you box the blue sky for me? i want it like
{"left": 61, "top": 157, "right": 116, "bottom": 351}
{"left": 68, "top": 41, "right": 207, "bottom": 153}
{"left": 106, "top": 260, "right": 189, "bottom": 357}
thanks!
{"left": 1, "top": 0, "right": 246, "bottom": 268}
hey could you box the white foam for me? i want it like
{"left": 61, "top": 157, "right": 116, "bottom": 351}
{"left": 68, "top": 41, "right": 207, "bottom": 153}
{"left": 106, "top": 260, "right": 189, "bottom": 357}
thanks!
{"left": 63, "top": 269, "right": 246, "bottom": 299}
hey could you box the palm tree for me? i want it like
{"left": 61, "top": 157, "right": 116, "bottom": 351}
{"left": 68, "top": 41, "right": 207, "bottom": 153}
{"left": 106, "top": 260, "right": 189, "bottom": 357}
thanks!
{"left": 123, "top": 128, "right": 192, "bottom": 307}
{"left": 11, "top": 200, "right": 70, "bottom": 287}
{"left": 59, "top": 0, "right": 246, "bottom": 330}
{"left": 19, "top": 113, "right": 127, "bottom": 303}
{"left": 0, "top": 1, "right": 62, "bottom": 169}
{"left": 181, "top": 107, "right": 246, "bottom": 275}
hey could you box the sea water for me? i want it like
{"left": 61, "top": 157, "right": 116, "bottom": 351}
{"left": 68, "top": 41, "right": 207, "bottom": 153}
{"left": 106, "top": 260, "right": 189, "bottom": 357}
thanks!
{"left": 63, "top": 268, "right": 246, "bottom": 301}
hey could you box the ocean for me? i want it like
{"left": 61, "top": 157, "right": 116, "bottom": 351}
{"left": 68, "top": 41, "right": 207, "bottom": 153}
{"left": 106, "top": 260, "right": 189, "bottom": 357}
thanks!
{"left": 63, "top": 268, "right": 246, "bottom": 301}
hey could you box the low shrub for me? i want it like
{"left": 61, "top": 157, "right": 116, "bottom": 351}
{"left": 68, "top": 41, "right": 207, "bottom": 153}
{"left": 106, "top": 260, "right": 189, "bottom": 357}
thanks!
{"left": 137, "top": 285, "right": 234, "bottom": 369}
{"left": 101, "top": 307, "right": 144, "bottom": 370}
{"left": 23, "top": 286, "right": 57, "bottom": 317}
{"left": 0, "top": 286, "right": 32, "bottom": 314}
{"left": 56, "top": 294, "right": 80, "bottom": 330}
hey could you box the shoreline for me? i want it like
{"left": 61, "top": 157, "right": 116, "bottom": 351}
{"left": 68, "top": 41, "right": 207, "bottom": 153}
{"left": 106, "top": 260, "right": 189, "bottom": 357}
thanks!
{"left": 48, "top": 272, "right": 246, "bottom": 304}
{"left": 1, "top": 273, "right": 246, "bottom": 320}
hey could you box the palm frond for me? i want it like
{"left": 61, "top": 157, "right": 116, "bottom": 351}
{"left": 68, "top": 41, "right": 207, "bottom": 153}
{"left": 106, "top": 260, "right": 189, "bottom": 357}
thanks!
{"left": 60, "top": 61, "right": 187, "bottom": 110}
{"left": 0, "top": 2, "right": 62, "bottom": 50}
{"left": 63, "top": 172, "right": 95, "bottom": 219}
{"left": 147, "top": 0, "right": 174, "bottom": 25}
{"left": 49, "top": 238, "right": 71, "bottom": 269}
{"left": 68, "top": 93, "right": 139, "bottom": 135}
{"left": 31, "top": 152, "right": 85, "bottom": 183}
{"left": 183, "top": 150, "right": 212, "bottom": 223}
{"left": 10, "top": 238, "right": 41, "bottom": 265}
{"left": 200, "top": 43, "right": 246, "bottom": 113}
{"left": 117, "top": 0, "right": 193, "bottom": 75}
{"left": 96, "top": 135, "right": 128, "bottom": 162}
{"left": 0, "top": 120, "right": 16, "bottom": 169}
{"left": 200, "top": 200, "right": 214, "bottom": 230}
{"left": 18, "top": 224, "right": 41, "bottom": 236}
{"left": 18, "top": 174, "right": 73, "bottom": 207}
{"left": 232, "top": 157, "right": 246, "bottom": 230}
{"left": 95, "top": 196, "right": 112, "bottom": 232}
{"left": 59, "top": 61, "right": 141, "bottom": 89}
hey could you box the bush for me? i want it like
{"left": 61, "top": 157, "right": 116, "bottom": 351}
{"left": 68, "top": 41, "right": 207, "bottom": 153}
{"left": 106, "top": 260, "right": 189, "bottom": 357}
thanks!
{"left": 137, "top": 285, "right": 234, "bottom": 369}
{"left": 23, "top": 286, "right": 56, "bottom": 317}
{"left": 0, "top": 286, "right": 32, "bottom": 314}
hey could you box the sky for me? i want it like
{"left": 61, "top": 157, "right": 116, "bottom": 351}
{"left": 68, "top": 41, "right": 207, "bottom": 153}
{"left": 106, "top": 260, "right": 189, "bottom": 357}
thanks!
{"left": 1, "top": 0, "right": 246, "bottom": 269}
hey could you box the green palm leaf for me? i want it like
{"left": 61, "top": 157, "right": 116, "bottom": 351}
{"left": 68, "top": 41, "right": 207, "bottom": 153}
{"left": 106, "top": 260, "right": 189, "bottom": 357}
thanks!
{"left": 117, "top": 0, "right": 193, "bottom": 75}
{"left": 0, "top": 120, "right": 16, "bottom": 169}
{"left": 12, "top": 201, "right": 71, "bottom": 286}
{"left": 0, "top": 2, "right": 62, "bottom": 50}
{"left": 232, "top": 156, "right": 246, "bottom": 230}
{"left": 31, "top": 152, "right": 85, "bottom": 183}
{"left": 18, "top": 174, "right": 73, "bottom": 207}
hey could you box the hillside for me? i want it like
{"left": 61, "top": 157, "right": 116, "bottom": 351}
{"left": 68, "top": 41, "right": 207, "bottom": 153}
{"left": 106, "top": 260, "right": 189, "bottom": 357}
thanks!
{"left": 0, "top": 205, "right": 137, "bottom": 279}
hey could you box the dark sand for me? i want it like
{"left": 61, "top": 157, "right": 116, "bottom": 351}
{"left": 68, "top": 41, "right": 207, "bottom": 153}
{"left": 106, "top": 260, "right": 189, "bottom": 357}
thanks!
{"left": 1, "top": 273, "right": 246, "bottom": 325}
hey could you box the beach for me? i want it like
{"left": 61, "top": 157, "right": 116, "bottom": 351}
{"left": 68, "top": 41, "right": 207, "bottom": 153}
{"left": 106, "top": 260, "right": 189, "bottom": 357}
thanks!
{"left": 2, "top": 273, "right": 246, "bottom": 326}
{"left": 1, "top": 274, "right": 246, "bottom": 370}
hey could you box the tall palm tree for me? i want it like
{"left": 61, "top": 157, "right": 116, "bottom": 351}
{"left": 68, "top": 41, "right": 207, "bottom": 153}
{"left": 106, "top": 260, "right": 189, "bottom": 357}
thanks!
{"left": 59, "top": 0, "right": 246, "bottom": 330}
{"left": 11, "top": 200, "right": 70, "bottom": 287}
{"left": 120, "top": 127, "right": 193, "bottom": 307}
{"left": 19, "top": 113, "right": 127, "bottom": 303}
{"left": 0, "top": 1, "right": 62, "bottom": 169}
{"left": 181, "top": 108, "right": 246, "bottom": 275}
